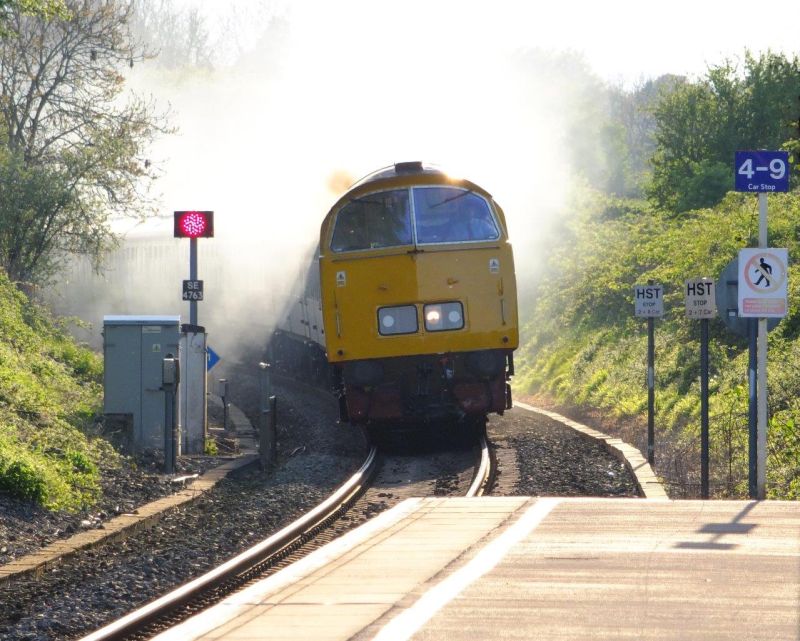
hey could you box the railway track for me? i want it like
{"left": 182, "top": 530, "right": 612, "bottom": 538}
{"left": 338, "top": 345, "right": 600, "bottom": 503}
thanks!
{"left": 79, "top": 422, "right": 493, "bottom": 641}
{"left": 2, "top": 371, "right": 634, "bottom": 641}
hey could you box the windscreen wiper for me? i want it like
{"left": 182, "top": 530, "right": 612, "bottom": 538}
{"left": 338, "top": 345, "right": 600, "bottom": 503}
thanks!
{"left": 429, "top": 190, "right": 473, "bottom": 209}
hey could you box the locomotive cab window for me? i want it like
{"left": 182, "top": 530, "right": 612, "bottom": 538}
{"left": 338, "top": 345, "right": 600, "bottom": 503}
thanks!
{"left": 413, "top": 187, "right": 499, "bottom": 244}
{"left": 331, "top": 189, "right": 412, "bottom": 252}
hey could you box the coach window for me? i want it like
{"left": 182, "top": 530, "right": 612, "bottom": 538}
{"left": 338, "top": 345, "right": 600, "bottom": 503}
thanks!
{"left": 330, "top": 189, "right": 412, "bottom": 252}
{"left": 413, "top": 187, "right": 499, "bottom": 244}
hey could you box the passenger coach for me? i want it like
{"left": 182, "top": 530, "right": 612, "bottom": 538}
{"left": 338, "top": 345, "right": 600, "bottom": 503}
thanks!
{"left": 319, "top": 161, "right": 519, "bottom": 426}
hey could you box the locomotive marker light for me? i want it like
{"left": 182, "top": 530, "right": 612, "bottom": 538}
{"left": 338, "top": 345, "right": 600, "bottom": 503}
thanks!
{"left": 424, "top": 302, "right": 464, "bottom": 331}
{"left": 684, "top": 278, "right": 715, "bottom": 499}
{"left": 734, "top": 150, "right": 790, "bottom": 500}
{"left": 633, "top": 282, "right": 663, "bottom": 466}
{"left": 378, "top": 305, "right": 418, "bottom": 336}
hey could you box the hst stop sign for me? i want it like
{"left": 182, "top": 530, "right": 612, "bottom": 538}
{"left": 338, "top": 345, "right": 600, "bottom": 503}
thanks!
{"left": 633, "top": 284, "right": 663, "bottom": 318}
{"left": 684, "top": 278, "right": 716, "bottom": 319}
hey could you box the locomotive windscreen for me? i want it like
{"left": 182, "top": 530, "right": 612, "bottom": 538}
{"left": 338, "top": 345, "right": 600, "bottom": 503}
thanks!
{"left": 330, "top": 189, "right": 412, "bottom": 251}
{"left": 330, "top": 186, "right": 500, "bottom": 252}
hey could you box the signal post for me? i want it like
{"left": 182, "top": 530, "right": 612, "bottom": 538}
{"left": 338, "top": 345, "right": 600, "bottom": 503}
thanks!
{"left": 174, "top": 210, "right": 215, "bottom": 454}
{"left": 174, "top": 211, "right": 214, "bottom": 324}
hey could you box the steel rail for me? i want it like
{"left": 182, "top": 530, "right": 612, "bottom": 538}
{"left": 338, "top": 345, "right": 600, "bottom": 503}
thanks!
{"left": 79, "top": 446, "right": 378, "bottom": 641}
{"left": 466, "top": 430, "right": 492, "bottom": 497}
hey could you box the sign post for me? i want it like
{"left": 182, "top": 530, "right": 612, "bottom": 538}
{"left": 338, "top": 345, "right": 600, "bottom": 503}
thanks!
{"left": 737, "top": 246, "right": 788, "bottom": 499}
{"left": 734, "top": 150, "right": 790, "bottom": 499}
{"left": 715, "top": 257, "right": 780, "bottom": 497}
{"left": 684, "top": 277, "right": 716, "bottom": 498}
{"left": 634, "top": 281, "right": 663, "bottom": 466}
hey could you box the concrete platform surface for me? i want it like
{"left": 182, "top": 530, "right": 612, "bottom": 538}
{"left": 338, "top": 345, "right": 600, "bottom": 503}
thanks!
{"left": 152, "top": 497, "right": 800, "bottom": 641}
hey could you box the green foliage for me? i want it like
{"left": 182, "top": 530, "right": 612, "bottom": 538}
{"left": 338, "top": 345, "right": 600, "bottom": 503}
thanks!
{"left": 0, "top": 0, "right": 171, "bottom": 284}
{"left": 648, "top": 51, "right": 800, "bottom": 212}
{"left": 516, "top": 188, "right": 800, "bottom": 497}
{"left": 0, "top": 149, "right": 92, "bottom": 284}
{"left": 0, "top": 0, "right": 68, "bottom": 34}
{"left": 0, "top": 268, "right": 109, "bottom": 510}
{"left": 0, "top": 440, "right": 48, "bottom": 503}
{"left": 204, "top": 437, "right": 218, "bottom": 456}
{"left": 768, "top": 409, "right": 800, "bottom": 499}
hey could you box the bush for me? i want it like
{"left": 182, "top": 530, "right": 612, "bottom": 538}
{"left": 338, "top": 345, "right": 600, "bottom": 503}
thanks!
{"left": 0, "top": 458, "right": 47, "bottom": 503}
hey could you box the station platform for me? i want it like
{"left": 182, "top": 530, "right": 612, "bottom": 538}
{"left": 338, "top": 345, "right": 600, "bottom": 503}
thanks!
{"left": 153, "top": 497, "right": 800, "bottom": 641}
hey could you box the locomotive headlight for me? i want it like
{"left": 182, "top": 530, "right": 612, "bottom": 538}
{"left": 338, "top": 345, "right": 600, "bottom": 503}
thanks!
{"left": 378, "top": 305, "right": 418, "bottom": 335}
{"left": 426, "top": 308, "right": 441, "bottom": 325}
{"left": 424, "top": 302, "right": 464, "bottom": 331}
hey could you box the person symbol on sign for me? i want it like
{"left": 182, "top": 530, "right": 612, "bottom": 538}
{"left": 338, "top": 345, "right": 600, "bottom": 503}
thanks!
{"left": 754, "top": 257, "right": 773, "bottom": 287}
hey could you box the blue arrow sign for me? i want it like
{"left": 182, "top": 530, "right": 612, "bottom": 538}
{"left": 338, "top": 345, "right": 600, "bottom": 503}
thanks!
{"left": 735, "top": 150, "right": 789, "bottom": 192}
{"left": 207, "top": 346, "right": 221, "bottom": 371}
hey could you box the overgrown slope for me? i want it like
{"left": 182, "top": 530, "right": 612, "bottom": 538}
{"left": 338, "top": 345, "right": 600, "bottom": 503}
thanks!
{"left": 0, "top": 271, "right": 112, "bottom": 510}
{"left": 515, "top": 189, "right": 800, "bottom": 498}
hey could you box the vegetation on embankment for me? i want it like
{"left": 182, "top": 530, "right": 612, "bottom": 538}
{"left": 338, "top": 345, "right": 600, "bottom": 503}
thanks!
{"left": 0, "top": 270, "right": 112, "bottom": 510}
{"left": 514, "top": 189, "right": 800, "bottom": 499}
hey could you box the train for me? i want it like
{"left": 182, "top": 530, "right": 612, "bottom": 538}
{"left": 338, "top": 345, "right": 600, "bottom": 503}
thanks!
{"left": 270, "top": 161, "right": 519, "bottom": 427}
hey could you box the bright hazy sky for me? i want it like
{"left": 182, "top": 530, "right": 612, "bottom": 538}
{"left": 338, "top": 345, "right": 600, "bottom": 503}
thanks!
{"left": 137, "top": 0, "right": 800, "bottom": 254}
{"left": 206, "top": 0, "right": 800, "bottom": 85}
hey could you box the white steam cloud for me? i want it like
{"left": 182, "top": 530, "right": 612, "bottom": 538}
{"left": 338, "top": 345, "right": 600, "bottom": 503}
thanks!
{"left": 47, "top": 2, "right": 616, "bottom": 361}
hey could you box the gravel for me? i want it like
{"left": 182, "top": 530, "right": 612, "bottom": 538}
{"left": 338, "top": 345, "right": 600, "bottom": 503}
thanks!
{"left": 0, "top": 452, "right": 220, "bottom": 567}
{"left": 0, "top": 368, "right": 640, "bottom": 641}
{"left": 489, "top": 407, "right": 640, "bottom": 497}
{"left": 0, "top": 376, "right": 366, "bottom": 641}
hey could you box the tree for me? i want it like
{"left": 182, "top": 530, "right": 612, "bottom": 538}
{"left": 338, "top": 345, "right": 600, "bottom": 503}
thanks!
{"left": 647, "top": 51, "right": 800, "bottom": 212}
{"left": 129, "top": 0, "right": 212, "bottom": 70}
{"left": 0, "top": 0, "right": 68, "bottom": 36}
{"left": 0, "top": 0, "right": 171, "bottom": 283}
{"left": 599, "top": 76, "right": 675, "bottom": 198}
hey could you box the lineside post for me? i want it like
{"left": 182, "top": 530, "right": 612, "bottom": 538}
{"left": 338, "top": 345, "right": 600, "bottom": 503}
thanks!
{"left": 189, "top": 237, "right": 198, "bottom": 326}
{"left": 748, "top": 318, "right": 758, "bottom": 498}
{"left": 162, "top": 354, "right": 179, "bottom": 474}
{"left": 259, "top": 362, "right": 276, "bottom": 469}
{"left": 700, "top": 317, "right": 709, "bottom": 498}
{"left": 633, "top": 280, "right": 662, "bottom": 468}
{"left": 647, "top": 314, "right": 655, "bottom": 467}
{"left": 757, "top": 192, "right": 768, "bottom": 500}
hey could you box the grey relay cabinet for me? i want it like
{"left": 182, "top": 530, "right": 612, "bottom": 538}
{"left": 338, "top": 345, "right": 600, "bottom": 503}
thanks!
{"left": 103, "top": 315, "right": 181, "bottom": 452}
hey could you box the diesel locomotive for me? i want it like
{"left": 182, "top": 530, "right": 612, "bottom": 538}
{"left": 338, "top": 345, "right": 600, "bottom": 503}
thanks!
{"left": 273, "top": 161, "right": 519, "bottom": 427}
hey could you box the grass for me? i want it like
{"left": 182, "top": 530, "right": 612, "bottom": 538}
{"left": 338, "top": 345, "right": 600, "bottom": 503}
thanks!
{"left": 514, "top": 188, "right": 800, "bottom": 498}
{"left": 0, "top": 270, "right": 112, "bottom": 510}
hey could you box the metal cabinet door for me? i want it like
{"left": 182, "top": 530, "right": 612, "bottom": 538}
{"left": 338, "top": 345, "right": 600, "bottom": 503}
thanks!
{"left": 139, "top": 324, "right": 175, "bottom": 450}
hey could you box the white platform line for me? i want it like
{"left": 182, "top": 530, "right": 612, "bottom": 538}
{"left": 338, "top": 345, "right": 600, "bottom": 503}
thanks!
{"left": 151, "top": 498, "right": 425, "bottom": 641}
{"left": 371, "top": 498, "right": 559, "bottom": 641}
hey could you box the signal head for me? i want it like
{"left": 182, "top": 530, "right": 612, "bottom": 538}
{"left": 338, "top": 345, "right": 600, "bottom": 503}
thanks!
{"left": 174, "top": 211, "right": 214, "bottom": 238}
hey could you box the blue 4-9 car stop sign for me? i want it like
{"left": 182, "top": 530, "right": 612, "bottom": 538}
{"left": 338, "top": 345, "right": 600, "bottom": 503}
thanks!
{"left": 735, "top": 150, "right": 790, "bottom": 193}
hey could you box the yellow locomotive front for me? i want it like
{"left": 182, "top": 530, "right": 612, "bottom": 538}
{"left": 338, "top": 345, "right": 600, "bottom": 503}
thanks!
{"left": 319, "top": 162, "right": 518, "bottom": 425}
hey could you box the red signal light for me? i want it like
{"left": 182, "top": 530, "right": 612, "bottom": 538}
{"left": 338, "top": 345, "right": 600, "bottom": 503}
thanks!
{"left": 174, "top": 211, "right": 214, "bottom": 238}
